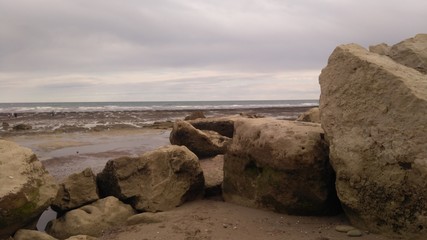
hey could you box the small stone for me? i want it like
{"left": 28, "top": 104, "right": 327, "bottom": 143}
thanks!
{"left": 335, "top": 225, "right": 356, "bottom": 233}
{"left": 347, "top": 229, "right": 363, "bottom": 237}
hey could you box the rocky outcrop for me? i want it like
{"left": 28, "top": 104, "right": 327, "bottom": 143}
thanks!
{"left": 296, "top": 107, "right": 320, "bottom": 123}
{"left": 170, "top": 121, "right": 231, "bottom": 158}
{"left": 97, "top": 145, "right": 204, "bottom": 212}
{"left": 223, "top": 118, "right": 339, "bottom": 215}
{"left": 369, "top": 34, "right": 427, "bottom": 74}
{"left": 51, "top": 168, "right": 99, "bottom": 213}
{"left": 320, "top": 43, "right": 427, "bottom": 238}
{"left": 184, "top": 111, "right": 206, "bottom": 120}
{"left": 188, "top": 117, "right": 237, "bottom": 138}
{"left": 46, "top": 196, "right": 135, "bottom": 239}
{"left": 0, "top": 140, "right": 58, "bottom": 239}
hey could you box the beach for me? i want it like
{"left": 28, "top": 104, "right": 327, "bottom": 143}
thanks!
{"left": 0, "top": 105, "right": 390, "bottom": 240}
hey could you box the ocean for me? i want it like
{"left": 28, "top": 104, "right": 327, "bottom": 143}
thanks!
{"left": 0, "top": 100, "right": 318, "bottom": 113}
{"left": 0, "top": 100, "right": 318, "bottom": 134}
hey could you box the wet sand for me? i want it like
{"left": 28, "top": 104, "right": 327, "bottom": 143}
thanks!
{"left": 3, "top": 128, "right": 171, "bottom": 181}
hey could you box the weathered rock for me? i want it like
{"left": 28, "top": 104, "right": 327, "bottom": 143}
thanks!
{"left": 51, "top": 168, "right": 99, "bottom": 213}
{"left": 369, "top": 43, "right": 391, "bottom": 55}
{"left": 13, "top": 229, "right": 57, "bottom": 240}
{"left": 335, "top": 225, "right": 356, "bottom": 233}
{"left": 97, "top": 145, "right": 204, "bottom": 212}
{"left": 12, "top": 124, "right": 32, "bottom": 131}
{"left": 388, "top": 34, "right": 427, "bottom": 74}
{"left": 188, "top": 116, "right": 237, "bottom": 138}
{"left": 200, "top": 155, "right": 224, "bottom": 197}
{"left": 0, "top": 140, "right": 58, "bottom": 239}
{"left": 347, "top": 229, "right": 363, "bottom": 237}
{"left": 184, "top": 111, "right": 206, "bottom": 120}
{"left": 170, "top": 121, "right": 231, "bottom": 158}
{"left": 319, "top": 43, "right": 427, "bottom": 238}
{"left": 223, "top": 118, "right": 340, "bottom": 215}
{"left": 296, "top": 107, "right": 320, "bottom": 123}
{"left": 46, "top": 196, "right": 135, "bottom": 239}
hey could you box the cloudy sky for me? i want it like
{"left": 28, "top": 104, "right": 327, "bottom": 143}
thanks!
{"left": 0, "top": 0, "right": 426, "bottom": 102}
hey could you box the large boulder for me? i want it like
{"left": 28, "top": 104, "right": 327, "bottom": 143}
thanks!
{"left": 0, "top": 140, "right": 58, "bottom": 239}
{"left": 46, "top": 196, "right": 135, "bottom": 239}
{"left": 97, "top": 145, "right": 204, "bottom": 212}
{"left": 170, "top": 121, "right": 231, "bottom": 158}
{"left": 319, "top": 43, "right": 427, "bottom": 238}
{"left": 222, "top": 118, "right": 339, "bottom": 215}
{"left": 51, "top": 168, "right": 99, "bottom": 213}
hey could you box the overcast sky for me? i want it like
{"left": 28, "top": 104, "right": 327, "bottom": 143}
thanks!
{"left": 0, "top": 0, "right": 426, "bottom": 102}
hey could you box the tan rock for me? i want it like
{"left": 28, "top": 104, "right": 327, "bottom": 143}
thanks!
{"left": 296, "top": 107, "right": 320, "bottom": 123}
{"left": 46, "top": 196, "right": 134, "bottom": 239}
{"left": 0, "top": 140, "right": 58, "bottom": 239}
{"left": 320, "top": 43, "right": 427, "bottom": 238}
{"left": 184, "top": 111, "right": 206, "bottom": 120}
{"left": 222, "top": 118, "right": 339, "bottom": 215}
{"left": 200, "top": 155, "right": 224, "bottom": 197}
{"left": 188, "top": 116, "right": 237, "bottom": 138}
{"left": 13, "top": 229, "right": 57, "bottom": 240}
{"left": 51, "top": 168, "right": 99, "bottom": 212}
{"left": 369, "top": 43, "right": 391, "bottom": 55}
{"left": 388, "top": 34, "right": 427, "bottom": 74}
{"left": 97, "top": 145, "right": 204, "bottom": 212}
{"left": 170, "top": 121, "right": 231, "bottom": 158}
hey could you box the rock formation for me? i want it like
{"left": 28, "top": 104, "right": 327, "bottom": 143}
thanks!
{"left": 46, "top": 196, "right": 135, "bottom": 239}
{"left": 370, "top": 34, "right": 427, "bottom": 74}
{"left": 0, "top": 140, "right": 58, "bottom": 239}
{"left": 184, "top": 111, "right": 206, "bottom": 120}
{"left": 188, "top": 117, "right": 236, "bottom": 138}
{"left": 13, "top": 229, "right": 57, "bottom": 240}
{"left": 170, "top": 120, "right": 231, "bottom": 158}
{"left": 320, "top": 42, "right": 427, "bottom": 238}
{"left": 51, "top": 168, "right": 99, "bottom": 212}
{"left": 296, "top": 107, "right": 321, "bottom": 123}
{"left": 97, "top": 145, "right": 204, "bottom": 212}
{"left": 222, "top": 118, "right": 340, "bottom": 215}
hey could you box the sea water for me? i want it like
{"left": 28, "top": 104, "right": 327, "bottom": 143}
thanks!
{"left": 0, "top": 100, "right": 318, "bottom": 113}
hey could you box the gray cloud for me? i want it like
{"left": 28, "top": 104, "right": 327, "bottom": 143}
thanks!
{"left": 0, "top": 0, "right": 426, "bottom": 101}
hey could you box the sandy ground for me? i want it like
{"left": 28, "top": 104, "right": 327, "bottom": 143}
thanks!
{"left": 2, "top": 125, "right": 392, "bottom": 240}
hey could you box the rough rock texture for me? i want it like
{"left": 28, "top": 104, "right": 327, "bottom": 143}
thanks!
{"left": 296, "top": 107, "right": 321, "bottom": 123}
{"left": 170, "top": 121, "right": 231, "bottom": 158}
{"left": 13, "top": 229, "right": 57, "bottom": 240}
{"left": 97, "top": 145, "right": 204, "bottom": 212}
{"left": 0, "top": 140, "right": 58, "bottom": 239}
{"left": 51, "top": 168, "right": 99, "bottom": 213}
{"left": 388, "top": 34, "right": 427, "bottom": 74}
{"left": 223, "top": 118, "right": 339, "bottom": 215}
{"left": 200, "top": 155, "right": 224, "bottom": 197}
{"left": 126, "top": 212, "right": 167, "bottom": 226}
{"left": 369, "top": 43, "right": 391, "bottom": 56}
{"left": 46, "top": 196, "right": 135, "bottom": 239}
{"left": 188, "top": 117, "right": 237, "bottom": 138}
{"left": 184, "top": 111, "right": 206, "bottom": 120}
{"left": 319, "top": 43, "right": 427, "bottom": 238}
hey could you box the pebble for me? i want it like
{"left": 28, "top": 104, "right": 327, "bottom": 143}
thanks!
{"left": 347, "top": 229, "right": 363, "bottom": 237}
{"left": 335, "top": 225, "right": 356, "bottom": 233}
